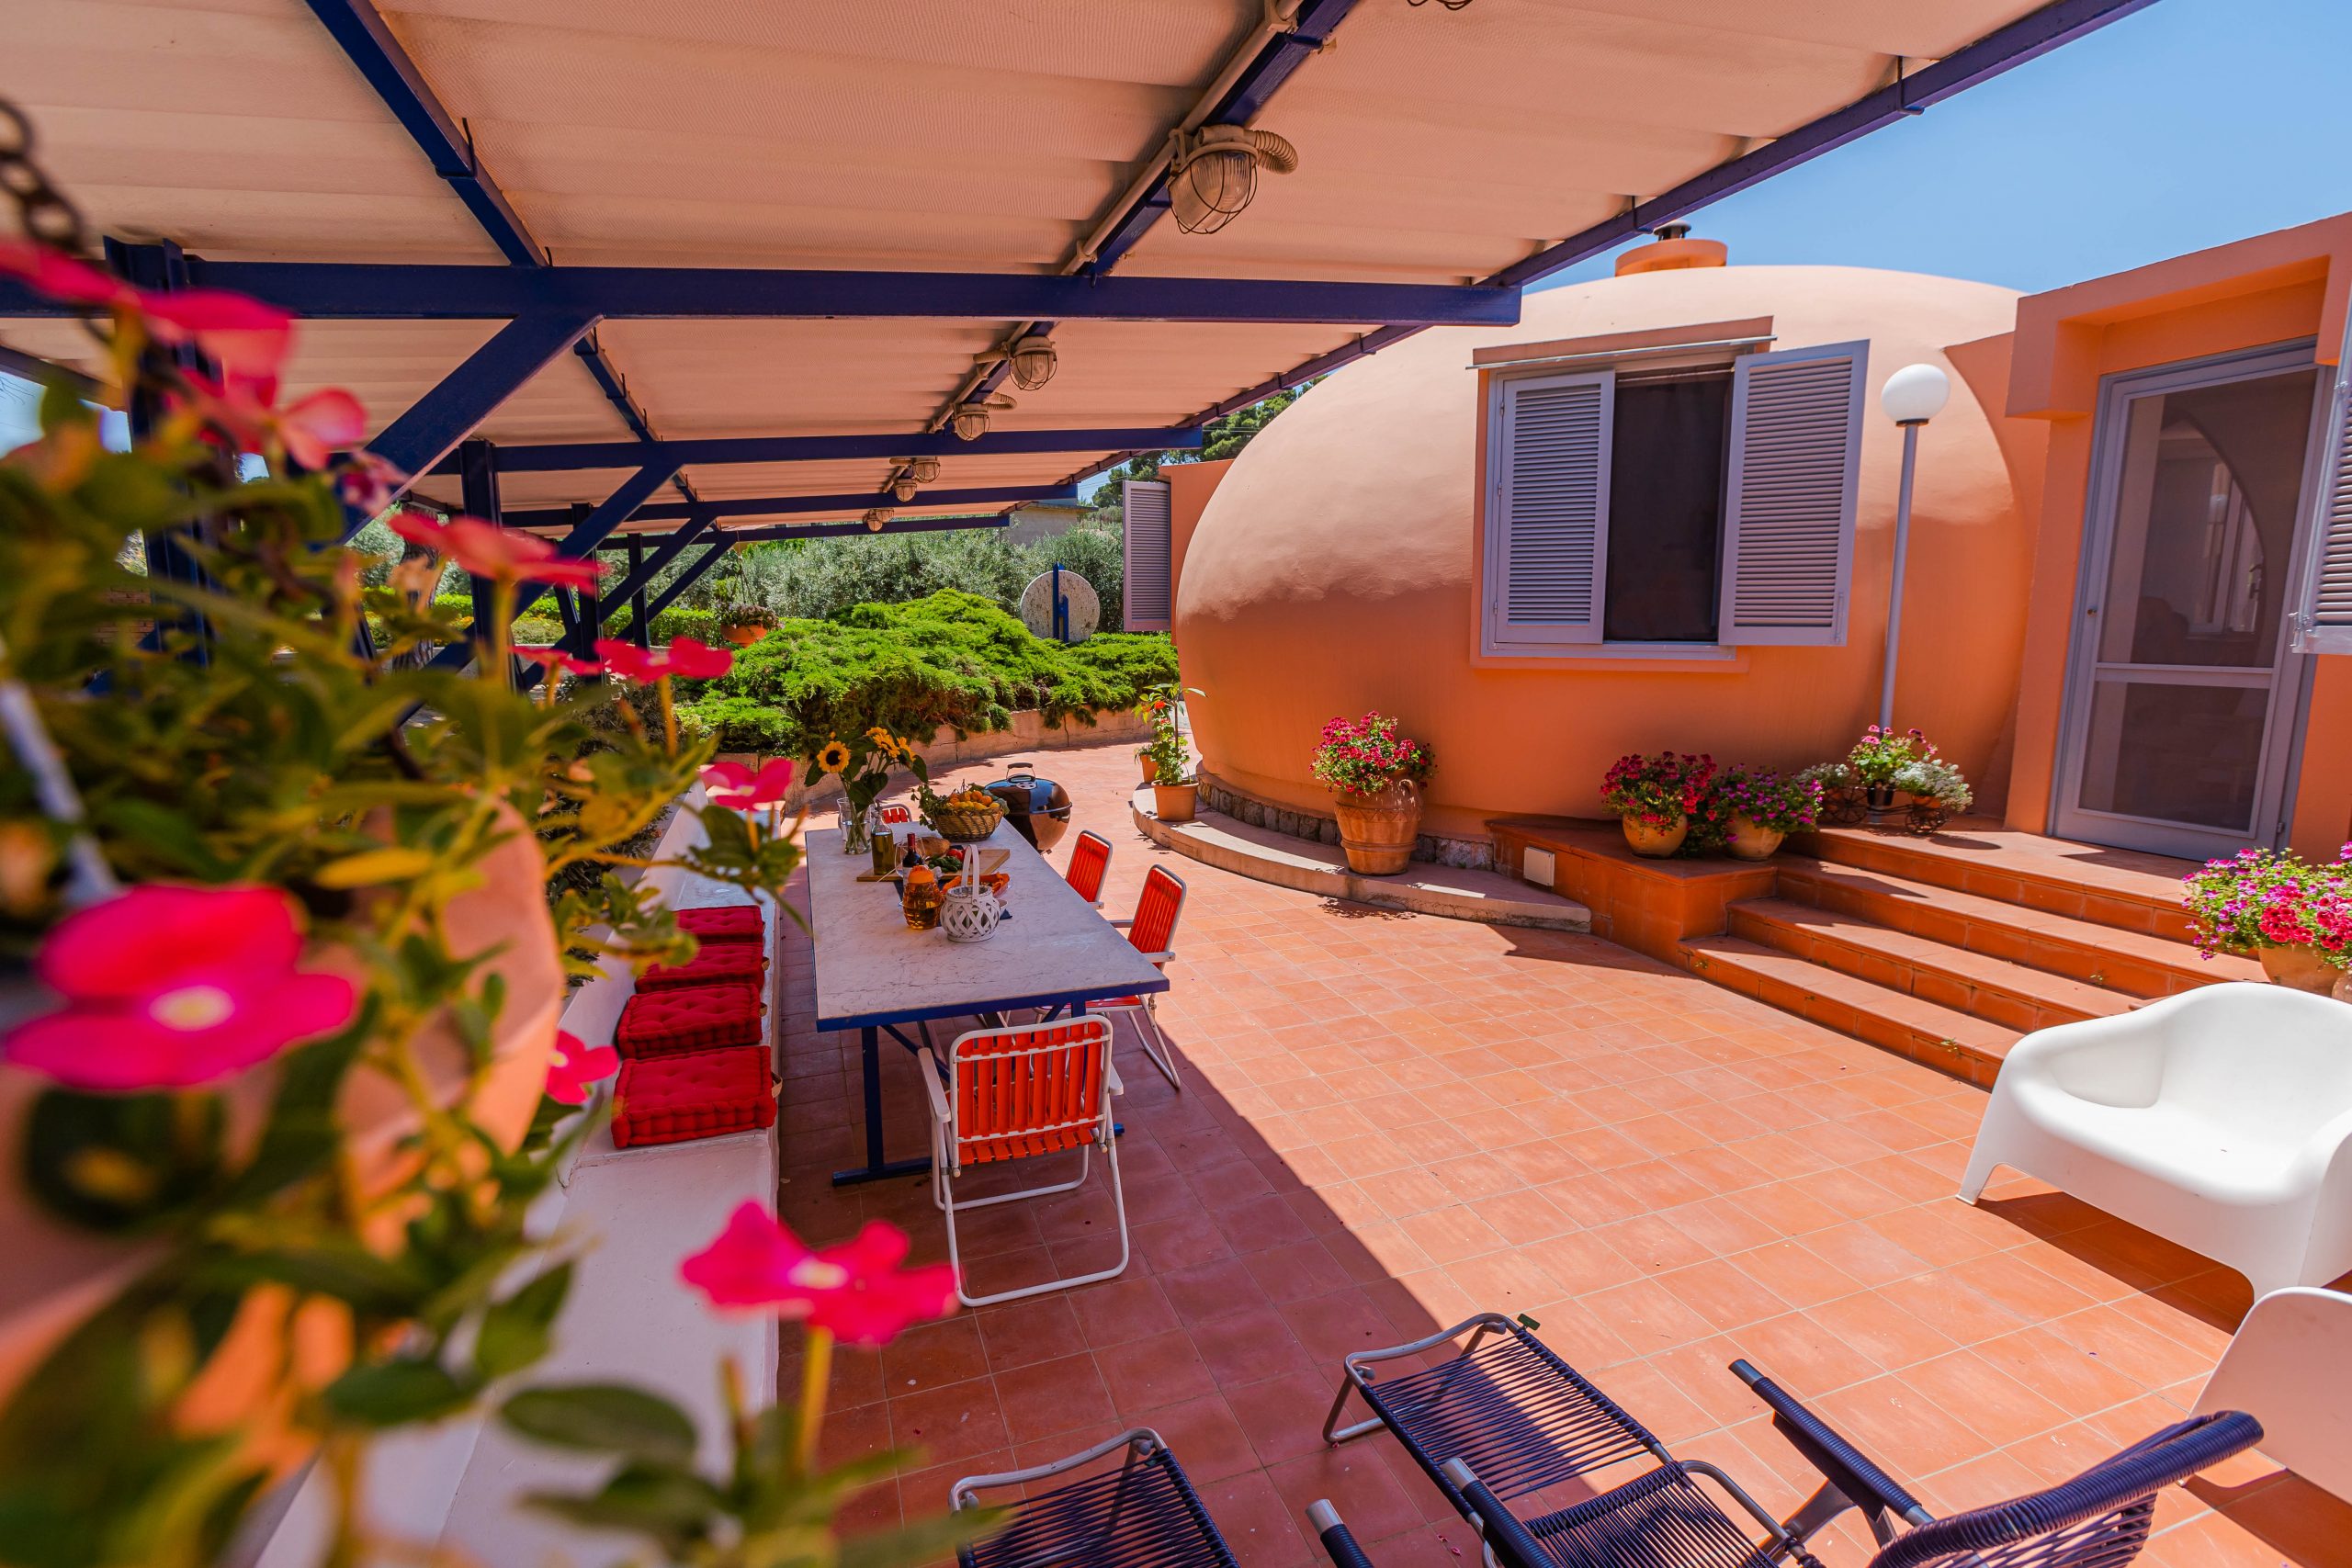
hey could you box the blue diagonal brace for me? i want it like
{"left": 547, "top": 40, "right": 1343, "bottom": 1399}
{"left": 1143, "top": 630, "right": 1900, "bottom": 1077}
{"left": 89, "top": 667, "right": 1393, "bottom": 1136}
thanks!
{"left": 358, "top": 311, "right": 599, "bottom": 533}
{"left": 513, "top": 460, "right": 679, "bottom": 619}
{"left": 630, "top": 540, "right": 729, "bottom": 630}
{"left": 572, "top": 513, "right": 716, "bottom": 652}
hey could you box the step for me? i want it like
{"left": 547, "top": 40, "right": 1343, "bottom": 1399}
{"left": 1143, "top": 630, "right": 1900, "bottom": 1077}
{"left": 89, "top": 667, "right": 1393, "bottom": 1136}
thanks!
{"left": 1728, "top": 897, "right": 2136, "bottom": 1033}
{"left": 1773, "top": 862, "right": 2259, "bottom": 999}
{"left": 1132, "top": 790, "right": 1590, "bottom": 931}
{"left": 1679, "top": 935, "right": 2017, "bottom": 1087}
{"left": 1792, "top": 824, "right": 2201, "bottom": 944}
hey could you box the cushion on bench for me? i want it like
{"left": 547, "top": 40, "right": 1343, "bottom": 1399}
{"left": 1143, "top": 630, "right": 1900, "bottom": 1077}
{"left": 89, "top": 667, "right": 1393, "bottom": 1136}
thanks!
{"left": 616, "top": 981, "right": 762, "bottom": 1057}
{"left": 639, "top": 942, "right": 768, "bottom": 992}
{"left": 612, "top": 1046, "right": 775, "bottom": 1148}
{"left": 677, "top": 904, "right": 766, "bottom": 945}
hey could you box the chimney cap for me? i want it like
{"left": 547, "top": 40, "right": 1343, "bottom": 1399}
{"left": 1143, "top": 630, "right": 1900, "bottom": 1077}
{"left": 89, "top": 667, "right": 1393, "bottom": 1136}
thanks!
{"left": 1652, "top": 220, "right": 1692, "bottom": 242}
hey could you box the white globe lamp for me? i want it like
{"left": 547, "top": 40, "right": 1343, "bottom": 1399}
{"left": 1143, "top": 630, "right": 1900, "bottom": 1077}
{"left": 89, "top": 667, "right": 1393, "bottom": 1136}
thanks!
{"left": 1880, "top": 362, "right": 1951, "bottom": 426}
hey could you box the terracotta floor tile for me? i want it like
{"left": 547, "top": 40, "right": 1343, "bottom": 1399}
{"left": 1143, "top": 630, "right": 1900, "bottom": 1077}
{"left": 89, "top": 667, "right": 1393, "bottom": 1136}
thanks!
{"left": 878, "top": 1316, "right": 991, "bottom": 1393}
{"left": 994, "top": 1353, "right": 1116, "bottom": 1445}
{"left": 1161, "top": 1255, "right": 1272, "bottom": 1325}
{"left": 1193, "top": 1308, "right": 1317, "bottom": 1390}
{"left": 1098, "top": 1328, "right": 1219, "bottom": 1414}
{"left": 888, "top": 1378, "right": 1012, "bottom": 1464}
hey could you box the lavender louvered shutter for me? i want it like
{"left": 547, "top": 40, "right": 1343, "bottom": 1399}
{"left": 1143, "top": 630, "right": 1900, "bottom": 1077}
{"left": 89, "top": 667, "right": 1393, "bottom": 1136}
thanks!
{"left": 2292, "top": 320, "right": 2352, "bottom": 654}
{"left": 1122, "top": 479, "right": 1172, "bottom": 632}
{"left": 1719, "top": 340, "right": 1869, "bottom": 645}
{"left": 1483, "top": 370, "right": 1614, "bottom": 651}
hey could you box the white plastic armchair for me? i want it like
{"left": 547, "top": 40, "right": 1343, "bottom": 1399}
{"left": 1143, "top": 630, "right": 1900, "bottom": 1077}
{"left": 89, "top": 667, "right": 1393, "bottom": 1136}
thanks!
{"left": 1959, "top": 981, "right": 2352, "bottom": 1300}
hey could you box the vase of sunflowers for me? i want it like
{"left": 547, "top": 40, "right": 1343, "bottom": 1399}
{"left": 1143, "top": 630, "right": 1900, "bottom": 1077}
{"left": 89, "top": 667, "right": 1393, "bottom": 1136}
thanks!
{"left": 813, "top": 728, "right": 929, "bottom": 853}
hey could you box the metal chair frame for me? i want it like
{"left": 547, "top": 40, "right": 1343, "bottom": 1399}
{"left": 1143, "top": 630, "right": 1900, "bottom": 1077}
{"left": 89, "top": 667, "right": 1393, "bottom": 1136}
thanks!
{"left": 953, "top": 1428, "right": 1238, "bottom": 1568}
{"left": 920, "top": 1014, "right": 1128, "bottom": 1307}
{"left": 1326, "top": 1312, "right": 2261, "bottom": 1568}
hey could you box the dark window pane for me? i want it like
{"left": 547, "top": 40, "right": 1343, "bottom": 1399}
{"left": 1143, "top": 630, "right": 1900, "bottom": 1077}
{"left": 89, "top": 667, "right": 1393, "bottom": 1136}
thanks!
{"left": 1603, "top": 374, "right": 1730, "bottom": 642}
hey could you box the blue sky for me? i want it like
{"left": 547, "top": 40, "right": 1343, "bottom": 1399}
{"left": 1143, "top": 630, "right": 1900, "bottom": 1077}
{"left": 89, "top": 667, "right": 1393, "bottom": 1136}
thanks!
{"left": 1537, "top": 0, "right": 2352, "bottom": 295}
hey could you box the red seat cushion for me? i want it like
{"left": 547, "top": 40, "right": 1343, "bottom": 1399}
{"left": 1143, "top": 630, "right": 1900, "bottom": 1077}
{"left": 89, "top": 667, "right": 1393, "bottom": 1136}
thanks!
{"left": 677, "top": 905, "right": 765, "bottom": 945}
{"left": 616, "top": 981, "right": 762, "bottom": 1057}
{"left": 639, "top": 943, "right": 767, "bottom": 992}
{"left": 612, "top": 1047, "right": 775, "bottom": 1148}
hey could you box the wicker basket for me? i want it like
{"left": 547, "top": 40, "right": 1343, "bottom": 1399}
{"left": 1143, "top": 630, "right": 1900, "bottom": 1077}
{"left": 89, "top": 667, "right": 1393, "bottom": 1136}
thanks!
{"left": 929, "top": 801, "right": 1007, "bottom": 843}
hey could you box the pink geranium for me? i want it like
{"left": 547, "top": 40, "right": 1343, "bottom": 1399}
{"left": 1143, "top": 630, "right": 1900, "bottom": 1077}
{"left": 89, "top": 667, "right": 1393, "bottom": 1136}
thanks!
{"left": 178, "top": 374, "right": 367, "bottom": 472}
{"left": 3, "top": 884, "right": 357, "bottom": 1091}
{"left": 680, "top": 1203, "right": 956, "bottom": 1347}
{"left": 514, "top": 646, "right": 605, "bottom": 679}
{"left": 544, "top": 1030, "right": 619, "bottom": 1105}
{"left": 389, "top": 511, "right": 605, "bottom": 589}
{"left": 0, "top": 240, "right": 293, "bottom": 386}
{"left": 596, "top": 637, "right": 734, "bottom": 683}
{"left": 701, "top": 759, "right": 795, "bottom": 809}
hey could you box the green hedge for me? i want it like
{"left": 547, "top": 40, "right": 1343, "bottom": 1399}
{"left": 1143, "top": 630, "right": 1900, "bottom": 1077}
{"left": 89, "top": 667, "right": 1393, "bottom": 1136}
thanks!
{"left": 681, "top": 590, "right": 1175, "bottom": 757}
{"left": 414, "top": 594, "right": 715, "bottom": 651}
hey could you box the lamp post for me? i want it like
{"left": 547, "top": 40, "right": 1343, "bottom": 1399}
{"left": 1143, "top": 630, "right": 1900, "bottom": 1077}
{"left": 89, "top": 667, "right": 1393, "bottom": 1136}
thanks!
{"left": 1877, "top": 363, "right": 1950, "bottom": 732}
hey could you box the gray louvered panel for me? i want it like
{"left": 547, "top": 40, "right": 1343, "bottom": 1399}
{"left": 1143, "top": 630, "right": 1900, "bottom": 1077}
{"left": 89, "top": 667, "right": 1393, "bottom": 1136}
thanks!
{"left": 1493, "top": 373, "right": 1611, "bottom": 646}
{"left": 2300, "top": 364, "right": 2352, "bottom": 650}
{"left": 1123, "top": 479, "right": 1172, "bottom": 632}
{"left": 1720, "top": 342, "right": 1867, "bottom": 644}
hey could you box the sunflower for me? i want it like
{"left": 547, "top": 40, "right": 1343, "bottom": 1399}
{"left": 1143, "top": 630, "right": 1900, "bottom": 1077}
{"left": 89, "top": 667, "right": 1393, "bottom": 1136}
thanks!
{"left": 816, "top": 739, "right": 852, "bottom": 775}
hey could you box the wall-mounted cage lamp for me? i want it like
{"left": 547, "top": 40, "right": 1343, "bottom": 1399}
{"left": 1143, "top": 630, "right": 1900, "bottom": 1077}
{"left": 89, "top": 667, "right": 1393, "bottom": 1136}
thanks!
{"left": 948, "top": 392, "right": 1017, "bottom": 441}
{"left": 971, "top": 333, "right": 1059, "bottom": 392}
{"left": 862, "top": 507, "right": 894, "bottom": 532}
{"left": 1168, "top": 125, "right": 1298, "bottom": 235}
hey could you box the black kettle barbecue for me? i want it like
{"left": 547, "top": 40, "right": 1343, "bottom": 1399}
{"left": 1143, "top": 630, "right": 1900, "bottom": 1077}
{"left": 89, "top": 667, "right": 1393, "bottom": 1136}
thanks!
{"left": 983, "top": 762, "right": 1072, "bottom": 852}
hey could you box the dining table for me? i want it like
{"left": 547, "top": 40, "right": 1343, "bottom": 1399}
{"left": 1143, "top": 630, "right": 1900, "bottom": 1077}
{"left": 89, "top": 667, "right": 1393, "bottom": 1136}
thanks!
{"left": 805, "top": 818, "right": 1170, "bottom": 1186}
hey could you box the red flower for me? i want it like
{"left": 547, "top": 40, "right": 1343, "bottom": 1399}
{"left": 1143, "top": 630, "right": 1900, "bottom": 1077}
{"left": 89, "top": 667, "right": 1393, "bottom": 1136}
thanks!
{"left": 179, "top": 375, "right": 367, "bottom": 472}
{"left": 514, "top": 646, "right": 604, "bottom": 679}
{"left": 544, "top": 1030, "right": 618, "bottom": 1105}
{"left": 595, "top": 637, "right": 734, "bottom": 683}
{"left": 337, "top": 451, "right": 406, "bottom": 516}
{"left": 0, "top": 241, "right": 293, "bottom": 386}
{"left": 3, "top": 885, "right": 356, "bottom": 1092}
{"left": 701, "top": 759, "right": 796, "bottom": 808}
{"left": 680, "top": 1204, "right": 956, "bottom": 1346}
{"left": 390, "top": 511, "right": 605, "bottom": 589}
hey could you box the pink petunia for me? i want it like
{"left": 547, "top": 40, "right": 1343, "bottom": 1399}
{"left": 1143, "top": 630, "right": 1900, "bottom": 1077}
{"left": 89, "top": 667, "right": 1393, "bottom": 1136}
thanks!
{"left": 4, "top": 884, "right": 356, "bottom": 1092}
{"left": 544, "top": 1030, "right": 618, "bottom": 1105}
{"left": 679, "top": 1204, "right": 956, "bottom": 1347}
{"left": 390, "top": 512, "right": 605, "bottom": 589}
{"left": 595, "top": 637, "right": 734, "bottom": 683}
{"left": 701, "top": 759, "right": 796, "bottom": 809}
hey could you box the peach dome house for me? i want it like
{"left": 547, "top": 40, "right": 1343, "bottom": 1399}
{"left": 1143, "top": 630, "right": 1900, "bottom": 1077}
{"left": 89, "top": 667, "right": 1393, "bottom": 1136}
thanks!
{"left": 1170, "top": 254, "right": 2041, "bottom": 855}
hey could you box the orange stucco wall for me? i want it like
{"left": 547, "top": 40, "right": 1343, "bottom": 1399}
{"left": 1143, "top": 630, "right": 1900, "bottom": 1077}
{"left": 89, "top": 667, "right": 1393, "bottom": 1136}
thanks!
{"left": 1175, "top": 265, "right": 2036, "bottom": 842}
{"left": 2002, "top": 214, "right": 2352, "bottom": 858}
{"left": 1164, "top": 458, "right": 1232, "bottom": 644}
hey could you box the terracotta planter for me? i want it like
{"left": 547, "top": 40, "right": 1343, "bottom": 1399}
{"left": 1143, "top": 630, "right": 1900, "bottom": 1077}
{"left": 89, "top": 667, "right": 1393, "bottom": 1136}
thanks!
{"left": 0, "top": 813, "right": 564, "bottom": 1421}
{"left": 1331, "top": 781, "right": 1421, "bottom": 875}
{"left": 2335, "top": 970, "right": 2352, "bottom": 1005}
{"left": 1726, "top": 816, "right": 1784, "bottom": 862}
{"left": 2260, "top": 944, "right": 2340, "bottom": 995}
{"left": 1152, "top": 781, "right": 1198, "bottom": 823}
{"left": 1138, "top": 749, "right": 1159, "bottom": 784}
{"left": 1622, "top": 814, "right": 1689, "bottom": 858}
{"left": 722, "top": 624, "right": 766, "bottom": 647}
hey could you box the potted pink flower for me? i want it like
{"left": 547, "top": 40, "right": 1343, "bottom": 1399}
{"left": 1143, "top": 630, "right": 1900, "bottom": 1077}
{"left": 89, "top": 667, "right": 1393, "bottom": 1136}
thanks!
{"left": 1310, "top": 712, "right": 1435, "bottom": 874}
{"left": 1600, "top": 751, "right": 1714, "bottom": 858}
{"left": 1710, "top": 767, "right": 1823, "bottom": 862}
{"left": 2181, "top": 847, "right": 2352, "bottom": 994}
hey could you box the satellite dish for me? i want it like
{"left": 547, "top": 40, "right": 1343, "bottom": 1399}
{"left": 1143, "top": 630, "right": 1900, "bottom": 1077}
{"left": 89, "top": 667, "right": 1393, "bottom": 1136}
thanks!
{"left": 1019, "top": 567, "right": 1101, "bottom": 643}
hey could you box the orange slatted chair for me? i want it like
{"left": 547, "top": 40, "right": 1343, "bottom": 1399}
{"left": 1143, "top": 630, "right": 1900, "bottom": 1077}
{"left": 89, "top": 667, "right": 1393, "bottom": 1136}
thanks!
{"left": 920, "top": 1015, "right": 1127, "bottom": 1305}
{"left": 878, "top": 802, "right": 914, "bottom": 825}
{"left": 1098, "top": 864, "right": 1187, "bottom": 1090}
{"left": 1063, "top": 829, "right": 1114, "bottom": 907}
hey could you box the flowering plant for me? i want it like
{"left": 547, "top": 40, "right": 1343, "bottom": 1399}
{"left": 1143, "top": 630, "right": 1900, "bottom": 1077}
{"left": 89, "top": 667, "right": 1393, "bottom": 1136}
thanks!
{"left": 1892, "top": 758, "right": 1973, "bottom": 812}
{"left": 0, "top": 182, "right": 801, "bottom": 1563}
{"left": 819, "top": 726, "right": 929, "bottom": 828}
{"left": 1600, "top": 751, "right": 1714, "bottom": 829}
{"left": 1848, "top": 725, "right": 1936, "bottom": 785}
{"left": 2181, "top": 847, "right": 2352, "bottom": 964}
{"left": 1711, "top": 767, "right": 1823, "bottom": 836}
{"left": 1310, "top": 711, "right": 1432, "bottom": 797}
{"left": 502, "top": 1206, "right": 985, "bottom": 1567}
{"left": 718, "top": 600, "right": 777, "bottom": 631}
{"left": 1146, "top": 713, "right": 1194, "bottom": 785}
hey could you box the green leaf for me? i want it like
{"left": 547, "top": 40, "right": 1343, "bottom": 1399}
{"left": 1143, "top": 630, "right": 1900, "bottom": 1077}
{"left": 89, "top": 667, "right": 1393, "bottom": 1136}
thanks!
{"left": 21, "top": 1089, "right": 226, "bottom": 1232}
{"left": 311, "top": 844, "right": 436, "bottom": 888}
{"left": 501, "top": 1383, "right": 698, "bottom": 1465}
{"left": 322, "top": 1359, "right": 474, "bottom": 1427}
{"left": 523, "top": 1463, "right": 723, "bottom": 1557}
{"left": 473, "top": 1262, "right": 572, "bottom": 1381}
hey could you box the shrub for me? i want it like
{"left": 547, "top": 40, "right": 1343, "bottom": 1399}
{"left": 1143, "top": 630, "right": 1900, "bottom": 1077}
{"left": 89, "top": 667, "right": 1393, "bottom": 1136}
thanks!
{"left": 680, "top": 590, "right": 1176, "bottom": 760}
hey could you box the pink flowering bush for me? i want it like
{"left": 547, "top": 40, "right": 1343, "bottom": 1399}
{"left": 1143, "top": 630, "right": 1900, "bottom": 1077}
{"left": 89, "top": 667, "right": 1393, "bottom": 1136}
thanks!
{"left": 1600, "top": 750, "right": 1714, "bottom": 830}
{"left": 2182, "top": 846, "right": 2352, "bottom": 964}
{"left": 1711, "top": 766, "right": 1823, "bottom": 837}
{"left": 1847, "top": 724, "right": 1937, "bottom": 785}
{"left": 1311, "top": 711, "right": 1435, "bottom": 797}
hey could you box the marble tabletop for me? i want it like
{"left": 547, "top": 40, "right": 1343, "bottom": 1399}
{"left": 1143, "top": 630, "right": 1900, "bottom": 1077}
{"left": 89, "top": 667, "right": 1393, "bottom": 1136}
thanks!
{"left": 805, "top": 822, "right": 1169, "bottom": 1032}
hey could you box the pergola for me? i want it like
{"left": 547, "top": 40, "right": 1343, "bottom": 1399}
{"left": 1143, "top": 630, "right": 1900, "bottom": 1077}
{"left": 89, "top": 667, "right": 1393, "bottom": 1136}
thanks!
{"left": 1, "top": 0, "right": 2153, "bottom": 645}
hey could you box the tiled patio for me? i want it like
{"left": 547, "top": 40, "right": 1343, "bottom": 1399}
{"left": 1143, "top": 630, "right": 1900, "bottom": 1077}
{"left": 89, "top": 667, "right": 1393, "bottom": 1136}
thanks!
{"left": 772, "top": 742, "right": 2348, "bottom": 1568}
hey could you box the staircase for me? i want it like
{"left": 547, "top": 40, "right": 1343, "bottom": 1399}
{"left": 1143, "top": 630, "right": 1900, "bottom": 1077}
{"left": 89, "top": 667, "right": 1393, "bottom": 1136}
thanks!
{"left": 1679, "top": 826, "right": 2261, "bottom": 1086}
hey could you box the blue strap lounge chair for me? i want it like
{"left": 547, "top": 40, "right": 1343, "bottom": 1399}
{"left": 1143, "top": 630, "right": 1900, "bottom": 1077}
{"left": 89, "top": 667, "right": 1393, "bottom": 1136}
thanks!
{"left": 1325, "top": 1312, "right": 2260, "bottom": 1568}
{"left": 953, "top": 1428, "right": 1238, "bottom": 1568}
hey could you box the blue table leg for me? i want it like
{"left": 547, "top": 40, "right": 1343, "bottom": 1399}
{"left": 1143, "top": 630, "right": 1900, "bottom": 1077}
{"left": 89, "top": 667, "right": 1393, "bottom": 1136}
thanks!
{"left": 831, "top": 1024, "right": 932, "bottom": 1186}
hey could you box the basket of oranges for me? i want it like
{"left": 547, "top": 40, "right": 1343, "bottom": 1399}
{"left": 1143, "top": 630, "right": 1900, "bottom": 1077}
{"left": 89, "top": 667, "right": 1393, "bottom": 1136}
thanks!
{"left": 927, "top": 784, "right": 1008, "bottom": 843}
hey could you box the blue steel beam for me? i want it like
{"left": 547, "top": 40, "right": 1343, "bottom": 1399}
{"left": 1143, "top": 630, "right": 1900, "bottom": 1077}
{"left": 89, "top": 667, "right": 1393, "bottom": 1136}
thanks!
{"left": 1057, "top": 0, "right": 2159, "bottom": 475}
{"left": 0, "top": 343, "right": 103, "bottom": 401}
{"left": 0, "top": 263, "right": 1520, "bottom": 327}
{"left": 360, "top": 311, "right": 598, "bottom": 529}
{"left": 605, "top": 514, "right": 1012, "bottom": 550}
{"left": 629, "top": 540, "right": 729, "bottom": 629}
{"left": 513, "top": 462, "right": 681, "bottom": 621}
{"left": 589, "top": 513, "right": 715, "bottom": 619}
{"left": 503, "top": 482, "right": 1079, "bottom": 530}
{"left": 453, "top": 424, "right": 1201, "bottom": 475}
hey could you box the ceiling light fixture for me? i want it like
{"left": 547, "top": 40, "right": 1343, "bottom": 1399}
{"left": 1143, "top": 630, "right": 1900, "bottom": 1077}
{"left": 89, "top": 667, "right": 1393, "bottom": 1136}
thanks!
{"left": 908, "top": 457, "right": 940, "bottom": 484}
{"left": 948, "top": 392, "right": 1015, "bottom": 441}
{"left": 1167, "top": 125, "right": 1298, "bottom": 235}
{"left": 1007, "top": 333, "right": 1058, "bottom": 391}
{"left": 862, "top": 507, "right": 893, "bottom": 532}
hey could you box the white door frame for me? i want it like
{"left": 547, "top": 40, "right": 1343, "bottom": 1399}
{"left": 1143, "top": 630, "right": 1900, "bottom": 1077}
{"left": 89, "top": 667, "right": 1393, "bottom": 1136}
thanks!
{"left": 2050, "top": 339, "right": 2330, "bottom": 860}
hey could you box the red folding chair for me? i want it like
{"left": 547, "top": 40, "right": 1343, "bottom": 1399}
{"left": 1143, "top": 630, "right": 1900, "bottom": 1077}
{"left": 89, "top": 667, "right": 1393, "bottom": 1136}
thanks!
{"left": 920, "top": 1015, "right": 1128, "bottom": 1305}
{"left": 1098, "top": 864, "right": 1185, "bottom": 1090}
{"left": 1063, "top": 829, "right": 1114, "bottom": 906}
{"left": 878, "top": 802, "right": 914, "bottom": 825}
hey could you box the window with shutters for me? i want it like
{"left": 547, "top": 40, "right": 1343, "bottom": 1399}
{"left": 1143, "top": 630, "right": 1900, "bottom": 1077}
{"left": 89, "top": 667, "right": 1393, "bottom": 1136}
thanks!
{"left": 1479, "top": 338, "right": 1867, "bottom": 658}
